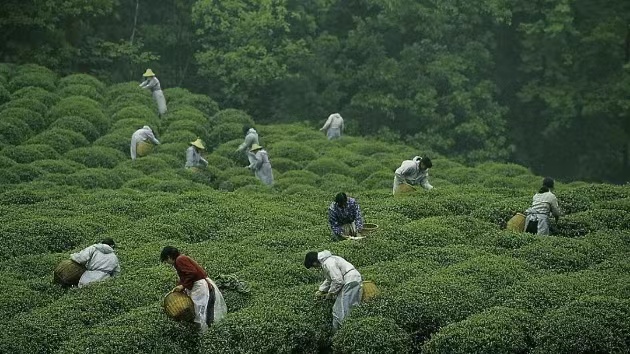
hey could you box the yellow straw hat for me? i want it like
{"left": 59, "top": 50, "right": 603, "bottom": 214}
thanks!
{"left": 249, "top": 143, "right": 263, "bottom": 152}
{"left": 143, "top": 68, "right": 156, "bottom": 77}
{"left": 190, "top": 138, "right": 205, "bottom": 150}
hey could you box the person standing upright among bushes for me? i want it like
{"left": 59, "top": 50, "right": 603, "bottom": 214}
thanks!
{"left": 320, "top": 113, "right": 344, "bottom": 140}
{"left": 328, "top": 192, "right": 364, "bottom": 241}
{"left": 130, "top": 125, "right": 160, "bottom": 160}
{"left": 304, "top": 250, "right": 362, "bottom": 330}
{"left": 139, "top": 69, "right": 167, "bottom": 118}
{"left": 70, "top": 237, "right": 120, "bottom": 288}
{"left": 185, "top": 138, "right": 209, "bottom": 169}
{"left": 160, "top": 246, "right": 227, "bottom": 333}
{"left": 236, "top": 125, "right": 259, "bottom": 165}
{"left": 247, "top": 144, "right": 274, "bottom": 185}
{"left": 524, "top": 177, "right": 562, "bottom": 235}
{"left": 393, "top": 156, "right": 433, "bottom": 195}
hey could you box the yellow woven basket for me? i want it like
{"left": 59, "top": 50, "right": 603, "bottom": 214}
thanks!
{"left": 136, "top": 141, "right": 153, "bottom": 157}
{"left": 361, "top": 280, "right": 380, "bottom": 302}
{"left": 395, "top": 183, "right": 416, "bottom": 195}
{"left": 163, "top": 292, "right": 195, "bottom": 322}
{"left": 53, "top": 260, "right": 86, "bottom": 287}
{"left": 506, "top": 213, "right": 526, "bottom": 232}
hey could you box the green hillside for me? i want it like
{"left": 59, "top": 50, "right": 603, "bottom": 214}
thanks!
{"left": 1, "top": 63, "right": 630, "bottom": 353}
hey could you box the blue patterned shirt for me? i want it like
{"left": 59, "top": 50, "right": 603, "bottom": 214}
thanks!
{"left": 328, "top": 197, "right": 364, "bottom": 236}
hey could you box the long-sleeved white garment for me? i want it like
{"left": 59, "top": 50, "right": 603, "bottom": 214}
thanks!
{"left": 185, "top": 146, "right": 208, "bottom": 168}
{"left": 393, "top": 156, "right": 433, "bottom": 194}
{"left": 139, "top": 77, "right": 167, "bottom": 115}
{"left": 70, "top": 243, "right": 120, "bottom": 288}
{"left": 525, "top": 191, "right": 561, "bottom": 235}
{"left": 316, "top": 250, "right": 362, "bottom": 330}
{"left": 130, "top": 126, "right": 160, "bottom": 160}
{"left": 320, "top": 113, "right": 344, "bottom": 140}
{"left": 248, "top": 149, "right": 274, "bottom": 185}
{"left": 237, "top": 128, "right": 259, "bottom": 165}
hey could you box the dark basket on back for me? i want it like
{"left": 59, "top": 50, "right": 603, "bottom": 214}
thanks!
{"left": 53, "top": 259, "right": 86, "bottom": 287}
{"left": 163, "top": 292, "right": 195, "bottom": 322}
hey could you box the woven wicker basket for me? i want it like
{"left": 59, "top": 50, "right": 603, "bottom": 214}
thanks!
{"left": 395, "top": 183, "right": 416, "bottom": 195}
{"left": 361, "top": 223, "right": 379, "bottom": 235}
{"left": 361, "top": 280, "right": 380, "bottom": 302}
{"left": 53, "top": 260, "right": 86, "bottom": 287}
{"left": 163, "top": 292, "right": 195, "bottom": 322}
{"left": 506, "top": 213, "right": 526, "bottom": 232}
{"left": 136, "top": 141, "right": 153, "bottom": 157}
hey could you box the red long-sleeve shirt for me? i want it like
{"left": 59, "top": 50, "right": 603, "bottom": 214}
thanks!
{"left": 174, "top": 255, "right": 208, "bottom": 290}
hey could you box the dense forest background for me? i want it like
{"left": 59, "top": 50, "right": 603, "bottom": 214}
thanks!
{"left": 1, "top": 0, "right": 629, "bottom": 183}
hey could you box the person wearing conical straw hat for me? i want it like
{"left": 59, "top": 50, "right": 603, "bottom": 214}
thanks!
{"left": 160, "top": 246, "right": 227, "bottom": 333}
{"left": 328, "top": 192, "right": 364, "bottom": 241}
{"left": 130, "top": 125, "right": 160, "bottom": 160}
{"left": 70, "top": 237, "right": 120, "bottom": 288}
{"left": 393, "top": 155, "right": 433, "bottom": 195}
{"left": 185, "top": 138, "right": 208, "bottom": 169}
{"left": 247, "top": 143, "right": 274, "bottom": 185}
{"left": 320, "top": 113, "right": 344, "bottom": 140}
{"left": 139, "top": 68, "right": 167, "bottom": 118}
{"left": 304, "top": 250, "right": 362, "bottom": 330}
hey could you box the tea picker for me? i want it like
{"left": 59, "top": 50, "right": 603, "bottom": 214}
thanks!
{"left": 524, "top": 177, "right": 562, "bottom": 235}
{"left": 185, "top": 138, "right": 209, "bottom": 169}
{"left": 320, "top": 113, "right": 344, "bottom": 140}
{"left": 304, "top": 250, "right": 363, "bottom": 330}
{"left": 160, "top": 246, "right": 227, "bottom": 332}
{"left": 130, "top": 125, "right": 160, "bottom": 160}
{"left": 236, "top": 125, "right": 259, "bottom": 165}
{"left": 139, "top": 68, "right": 167, "bottom": 118}
{"left": 328, "top": 192, "right": 364, "bottom": 241}
{"left": 393, "top": 156, "right": 433, "bottom": 195}
{"left": 247, "top": 144, "right": 274, "bottom": 186}
{"left": 66, "top": 237, "right": 120, "bottom": 288}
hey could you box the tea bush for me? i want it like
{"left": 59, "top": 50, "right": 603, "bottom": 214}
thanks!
{"left": 49, "top": 96, "right": 109, "bottom": 134}
{"left": 512, "top": 237, "right": 605, "bottom": 272}
{"left": 167, "top": 119, "right": 209, "bottom": 138}
{"left": 0, "top": 117, "right": 32, "bottom": 145}
{"left": 332, "top": 316, "right": 413, "bottom": 354}
{"left": 212, "top": 108, "right": 254, "bottom": 126}
{"left": 268, "top": 141, "right": 319, "bottom": 162}
{"left": 165, "top": 88, "right": 219, "bottom": 116}
{"left": 30, "top": 159, "right": 85, "bottom": 174}
{"left": 63, "top": 168, "right": 125, "bottom": 189}
{"left": 207, "top": 122, "right": 244, "bottom": 146}
{"left": 0, "top": 107, "right": 43, "bottom": 135}
{"left": 533, "top": 296, "right": 630, "bottom": 354}
{"left": 58, "top": 84, "right": 103, "bottom": 102}
{"left": 26, "top": 128, "right": 89, "bottom": 153}
{"left": 93, "top": 129, "right": 134, "bottom": 154}
{"left": 1, "top": 144, "right": 59, "bottom": 163}
{"left": 58, "top": 73, "right": 106, "bottom": 92}
{"left": 422, "top": 307, "right": 534, "bottom": 354}
{"left": 0, "top": 155, "right": 16, "bottom": 168}
{"left": 65, "top": 146, "right": 126, "bottom": 168}
{"left": 160, "top": 129, "right": 198, "bottom": 145}
{"left": 306, "top": 158, "right": 353, "bottom": 177}
{"left": 111, "top": 105, "right": 157, "bottom": 123}
{"left": 271, "top": 157, "right": 301, "bottom": 173}
{"left": 5, "top": 163, "right": 46, "bottom": 182}
{"left": 164, "top": 105, "right": 207, "bottom": 127}
{"left": 11, "top": 86, "right": 60, "bottom": 107}
{"left": 0, "top": 83, "right": 10, "bottom": 104}
{"left": 0, "top": 97, "right": 47, "bottom": 117}
{"left": 8, "top": 71, "right": 57, "bottom": 92}
{"left": 50, "top": 116, "right": 100, "bottom": 141}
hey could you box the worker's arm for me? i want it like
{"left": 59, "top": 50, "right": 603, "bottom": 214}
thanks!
{"left": 143, "top": 77, "right": 158, "bottom": 90}
{"left": 139, "top": 79, "right": 149, "bottom": 88}
{"left": 237, "top": 134, "right": 254, "bottom": 152}
{"left": 200, "top": 156, "right": 209, "bottom": 166}
{"left": 328, "top": 207, "right": 343, "bottom": 237}
{"left": 146, "top": 130, "right": 160, "bottom": 145}
{"left": 320, "top": 116, "right": 332, "bottom": 131}
{"left": 419, "top": 175, "right": 434, "bottom": 190}
{"left": 549, "top": 195, "right": 561, "bottom": 220}
{"left": 111, "top": 262, "right": 121, "bottom": 277}
{"left": 249, "top": 152, "right": 263, "bottom": 170}
{"left": 70, "top": 245, "right": 96, "bottom": 265}
{"left": 130, "top": 138, "right": 137, "bottom": 161}
{"left": 175, "top": 257, "right": 198, "bottom": 290}
{"left": 324, "top": 262, "right": 344, "bottom": 294}
{"left": 318, "top": 276, "right": 331, "bottom": 293}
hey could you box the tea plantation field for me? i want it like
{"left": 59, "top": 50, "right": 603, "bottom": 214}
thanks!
{"left": 1, "top": 63, "right": 630, "bottom": 353}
